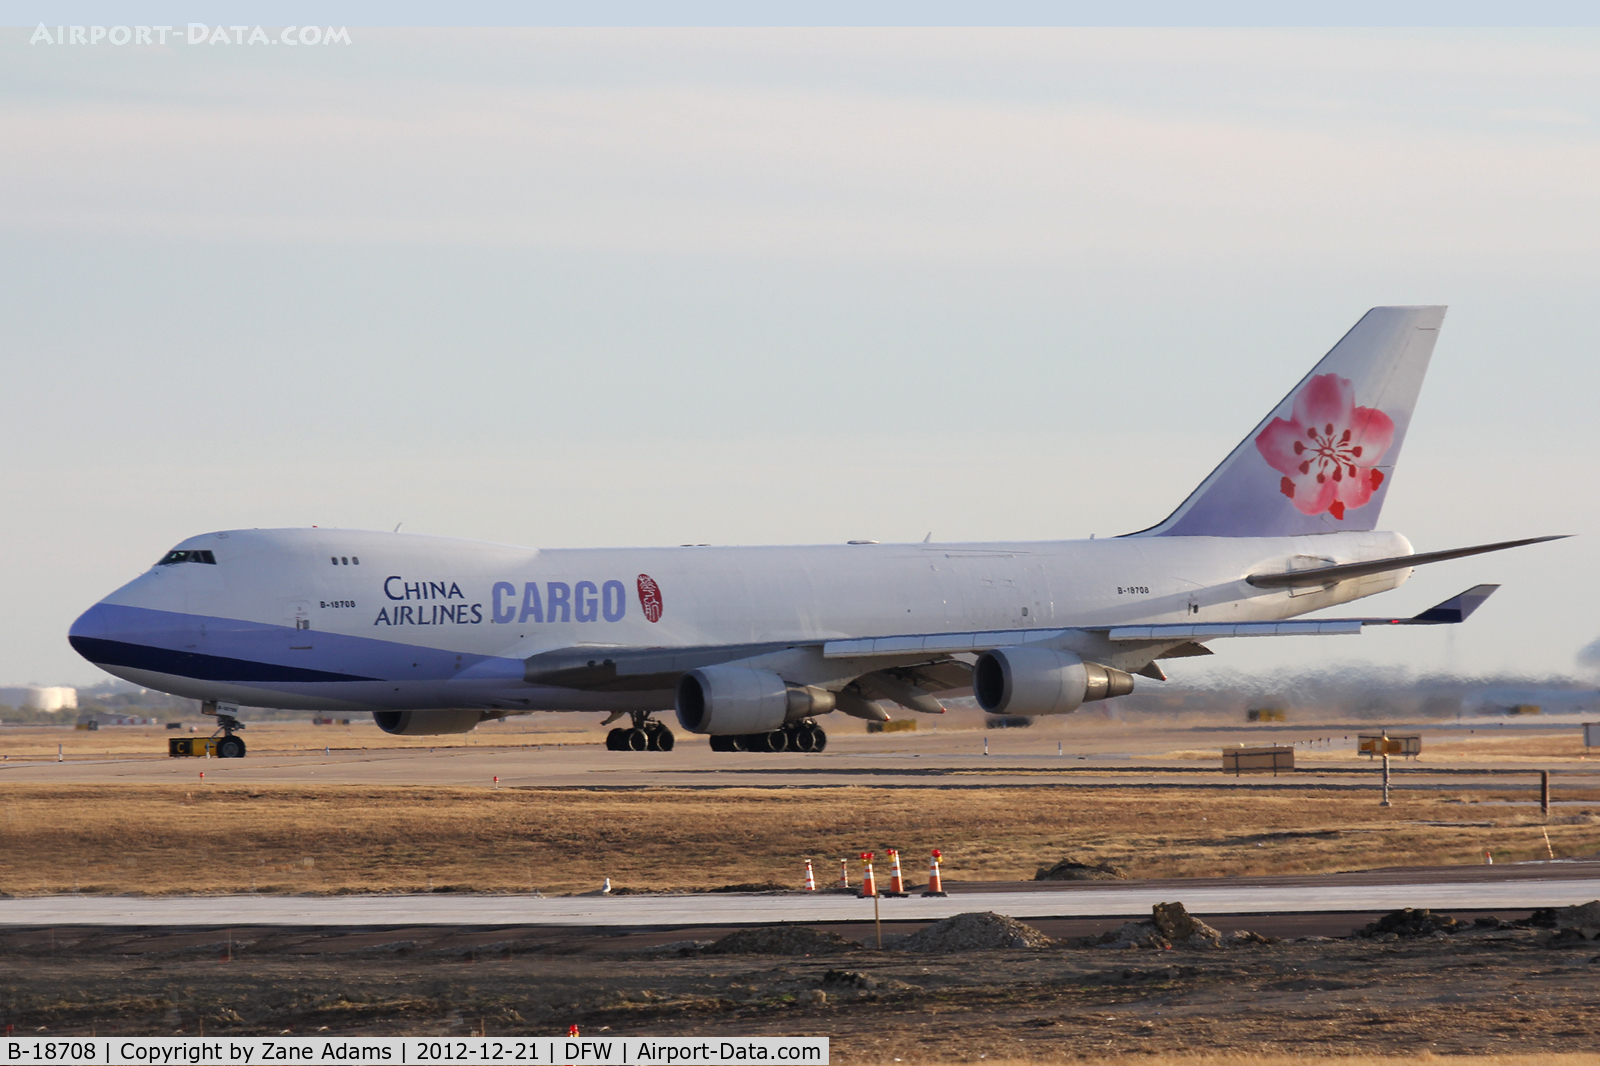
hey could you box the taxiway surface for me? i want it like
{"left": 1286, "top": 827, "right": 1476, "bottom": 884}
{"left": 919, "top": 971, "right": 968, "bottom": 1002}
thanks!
{"left": 4, "top": 862, "right": 1596, "bottom": 927}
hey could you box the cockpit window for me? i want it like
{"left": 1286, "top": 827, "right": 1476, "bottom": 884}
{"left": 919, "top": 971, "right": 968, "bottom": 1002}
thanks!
{"left": 157, "top": 549, "right": 216, "bottom": 566}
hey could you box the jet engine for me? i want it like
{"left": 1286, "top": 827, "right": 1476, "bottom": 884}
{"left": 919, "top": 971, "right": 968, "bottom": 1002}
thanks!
{"left": 372, "top": 708, "right": 488, "bottom": 735}
{"left": 972, "top": 646, "right": 1134, "bottom": 716}
{"left": 675, "top": 665, "right": 836, "bottom": 735}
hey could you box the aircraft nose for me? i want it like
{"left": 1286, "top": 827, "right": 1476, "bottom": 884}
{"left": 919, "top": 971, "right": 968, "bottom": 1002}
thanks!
{"left": 68, "top": 601, "right": 119, "bottom": 662}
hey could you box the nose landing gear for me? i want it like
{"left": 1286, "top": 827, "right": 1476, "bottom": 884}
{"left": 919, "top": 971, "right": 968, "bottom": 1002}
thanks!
{"left": 201, "top": 701, "right": 248, "bottom": 758}
{"left": 604, "top": 711, "right": 676, "bottom": 752}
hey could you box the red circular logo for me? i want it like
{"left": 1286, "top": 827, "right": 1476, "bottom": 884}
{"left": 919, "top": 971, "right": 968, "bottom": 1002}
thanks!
{"left": 636, "top": 574, "right": 664, "bottom": 623}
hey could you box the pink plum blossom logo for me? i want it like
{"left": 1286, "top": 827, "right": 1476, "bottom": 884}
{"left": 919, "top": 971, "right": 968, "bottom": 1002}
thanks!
{"left": 1255, "top": 373, "right": 1395, "bottom": 521}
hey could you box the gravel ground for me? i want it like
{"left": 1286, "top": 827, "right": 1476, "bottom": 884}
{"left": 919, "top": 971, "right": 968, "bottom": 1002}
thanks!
{"left": 1, "top": 913, "right": 1597, "bottom": 1060}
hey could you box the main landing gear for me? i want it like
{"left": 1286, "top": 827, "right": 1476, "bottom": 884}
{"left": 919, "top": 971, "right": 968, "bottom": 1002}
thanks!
{"left": 709, "top": 719, "right": 827, "bottom": 754}
{"left": 605, "top": 712, "right": 676, "bottom": 752}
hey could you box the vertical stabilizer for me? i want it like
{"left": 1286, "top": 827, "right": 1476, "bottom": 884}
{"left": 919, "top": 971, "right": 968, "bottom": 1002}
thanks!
{"left": 1130, "top": 306, "right": 1445, "bottom": 538}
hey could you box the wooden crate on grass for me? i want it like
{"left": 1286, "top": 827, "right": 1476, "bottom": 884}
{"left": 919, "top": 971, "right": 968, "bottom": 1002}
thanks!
{"left": 1222, "top": 745, "right": 1293, "bottom": 776}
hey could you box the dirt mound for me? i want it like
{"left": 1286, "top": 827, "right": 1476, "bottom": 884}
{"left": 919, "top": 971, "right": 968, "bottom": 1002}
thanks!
{"left": 1090, "top": 919, "right": 1171, "bottom": 949}
{"left": 893, "top": 911, "right": 1055, "bottom": 953}
{"left": 1528, "top": 900, "right": 1600, "bottom": 943}
{"left": 1088, "top": 902, "right": 1224, "bottom": 949}
{"left": 1151, "top": 902, "right": 1222, "bottom": 946}
{"left": 1355, "top": 908, "right": 1463, "bottom": 939}
{"left": 1529, "top": 900, "right": 1600, "bottom": 930}
{"left": 705, "top": 882, "right": 794, "bottom": 894}
{"left": 703, "top": 925, "right": 861, "bottom": 956}
{"left": 1034, "top": 857, "right": 1125, "bottom": 881}
{"left": 820, "top": 969, "right": 879, "bottom": 990}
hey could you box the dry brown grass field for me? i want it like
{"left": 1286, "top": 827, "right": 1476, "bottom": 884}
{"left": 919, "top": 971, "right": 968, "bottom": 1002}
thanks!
{"left": 1155, "top": 734, "right": 1597, "bottom": 764}
{"left": 2, "top": 784, "right": 1597, "bottom": 895}
{"left": 1298, "top": 733, "right": 1594, "bottom": 764}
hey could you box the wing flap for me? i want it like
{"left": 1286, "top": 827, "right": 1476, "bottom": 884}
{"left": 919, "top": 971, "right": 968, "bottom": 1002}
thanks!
{"left": 823, "top": 629, "right": 1071, "bottom": 658}
{"left": 1108, "top": 620, "right": 1364, "bottom": 640}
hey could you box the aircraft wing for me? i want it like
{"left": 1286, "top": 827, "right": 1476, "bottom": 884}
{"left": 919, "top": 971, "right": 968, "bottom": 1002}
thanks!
{"left": 522, "top": 641, "right": 798, "bottom": 691}
{"left": 818, "top": 584, "right": 1498, "bottom": 658}
{"left": 523, "top": 584, "right": 1500, "bottom": 697}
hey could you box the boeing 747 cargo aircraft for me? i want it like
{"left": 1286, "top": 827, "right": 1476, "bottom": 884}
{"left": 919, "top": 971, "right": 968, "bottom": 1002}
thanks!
{"left": 69, "top": 306, "right": 1561, "bottom": 755}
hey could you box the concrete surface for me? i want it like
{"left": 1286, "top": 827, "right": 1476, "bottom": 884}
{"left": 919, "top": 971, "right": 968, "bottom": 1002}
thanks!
{"left": 4, "top": 862, "right": 1596, "bottom": 927}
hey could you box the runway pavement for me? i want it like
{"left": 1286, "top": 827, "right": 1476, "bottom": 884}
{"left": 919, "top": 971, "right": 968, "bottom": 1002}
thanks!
{"left": 5, "top": 741, "right": 1599, "bottom": 791}
{"left": 3, "top": 862, "right": 1596, "bottom": 927}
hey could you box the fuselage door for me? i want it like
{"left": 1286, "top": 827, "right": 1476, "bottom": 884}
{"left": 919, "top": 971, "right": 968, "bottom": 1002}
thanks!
{"left": 287, "top": 601, "right": 313, "bottom": 650}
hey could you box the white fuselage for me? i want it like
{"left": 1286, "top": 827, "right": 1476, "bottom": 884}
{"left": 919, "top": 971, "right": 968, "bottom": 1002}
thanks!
{"left": 70, "top": 527, "right": 1411, "bottom": 713}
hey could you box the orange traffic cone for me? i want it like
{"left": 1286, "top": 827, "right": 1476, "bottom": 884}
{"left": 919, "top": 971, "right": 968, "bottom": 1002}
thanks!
{"left": 921, "top": 848, "right": 947, "bottom": 897}
{"left": 803, "top": 860, "right": 816, "bottom": 891}
{"left": 859, "top": 851, "right": 877, "bottom": 898}
{"left": 569, "top": 1024, "right": 580, "bottom": 1036}
{"left": 838, "top": 858, "right": 850, "bottom": 890}
{"left": 883, "top": 848, "right": 907, "bottom": 897}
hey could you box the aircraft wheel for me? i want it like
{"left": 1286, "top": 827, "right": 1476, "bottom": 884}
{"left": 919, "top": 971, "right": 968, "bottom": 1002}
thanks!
{"left": 761, "top": 729, "right": 788, "bottom": 754}
{"left": 812, "top": 726, "right": 827, "bottom": 753}
{"left": 626, "top": 727, "right": 650, "bottom": 751}
{"left": 654, "top": 728, "right": 675, "bottom": 752}
{"left": 217, "top": 735, "right": 247, "bottom": 759}
{"left": 606, "top": 728, "right": 627, "bottom": 751}
{"left": 709, "top": 734, "right": 733, "bottom": 752}
{"left": 730, "top": 734, "right": 752, "bottom": 752}
{"left": 791, "top": 724, "right": 817, "bottom": 753}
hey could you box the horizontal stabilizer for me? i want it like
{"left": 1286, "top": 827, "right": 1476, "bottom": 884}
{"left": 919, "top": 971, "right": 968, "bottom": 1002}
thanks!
{"left": 1245, "top": 535, "right": 1566, "bottom": 589}
{"left": 1366, "top": 583, "right": 1500, "bottom": 626}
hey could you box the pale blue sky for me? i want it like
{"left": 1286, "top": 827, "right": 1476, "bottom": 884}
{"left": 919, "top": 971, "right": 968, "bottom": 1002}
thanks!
{"left": 4, "top": 24, "right": 1598, "bottom": 686}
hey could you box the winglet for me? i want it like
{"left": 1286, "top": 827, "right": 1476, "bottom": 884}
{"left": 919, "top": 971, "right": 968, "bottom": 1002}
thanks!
{"left": 1383, "top": 584, "right": 1500, "bottom": 625}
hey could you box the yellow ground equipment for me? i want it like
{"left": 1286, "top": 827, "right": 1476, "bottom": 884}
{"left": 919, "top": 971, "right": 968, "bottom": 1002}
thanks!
{"left": 168, "top": 733, "right": 247, "bottom": 758}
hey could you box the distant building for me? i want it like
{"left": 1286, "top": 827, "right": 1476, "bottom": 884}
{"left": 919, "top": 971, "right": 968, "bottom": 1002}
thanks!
{"left": 0, "top": 686, "right": 79, "bottom": 712}
{"left": 77, "top": 713, "right": 157, "bottom": 727}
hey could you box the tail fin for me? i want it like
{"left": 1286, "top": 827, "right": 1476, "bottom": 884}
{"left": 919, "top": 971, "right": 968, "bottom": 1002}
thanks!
{"left": 1130, "top": 305, "right": 1445, "bottom": 538}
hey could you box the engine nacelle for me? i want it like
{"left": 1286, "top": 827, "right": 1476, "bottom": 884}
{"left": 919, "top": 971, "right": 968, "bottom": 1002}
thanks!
{"left": 675, "top": 666, "right": 836, "bottom": 735}
{"left": 372, "top": 708, "right": 487, "bottom": 735}
{"left": 972, "top": 646, "right": 1134, "bottom": 716}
